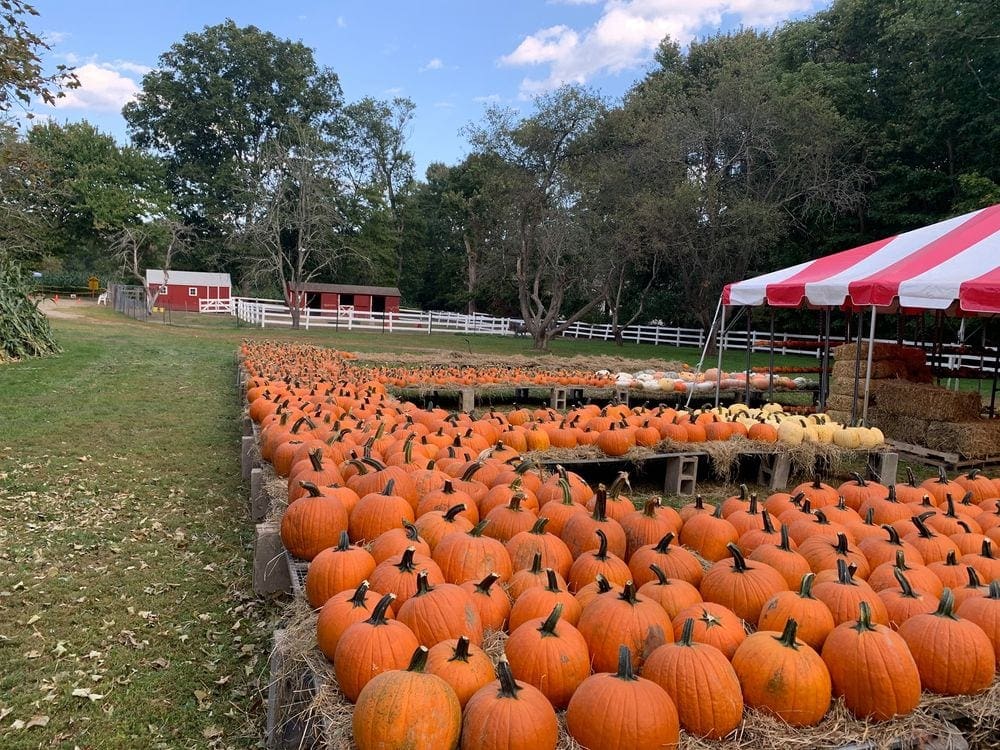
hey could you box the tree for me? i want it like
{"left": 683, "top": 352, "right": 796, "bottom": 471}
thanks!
{"left": 109, "top": 219, "right": 194, "bottom": 312}
{"left": 123, "top": 20, "right": 343, "bottom": 257}
{"left": 619, "top": 31, "right": 867, "bottom": 331}
{"left": 0, "top": 124, "right": 54, "bottom": 261}
{"left": 466, "top": 87, "right": 610, "bottom": 350}
{"left": 0, "top": 1, "right": 77, "bottom": 111}
{"left": 27, "top": 121, "right": 170, "bottom": 270}
{"left": 235, "top": 122, "right": 362, "bottom": 329}
{"left": 341, "top": 97, "right": 416, "bottom": 283}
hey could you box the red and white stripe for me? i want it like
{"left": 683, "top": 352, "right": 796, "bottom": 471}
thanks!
{"left": 723, "top": 205, "right": 1000, "bottom": 313}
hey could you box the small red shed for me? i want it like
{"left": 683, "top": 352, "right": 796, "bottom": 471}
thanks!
{"left": 286, "top": 282, "right": 401, "bottom": 315}
{"left": 146, "top": 269, "right": 232, "bottom": 312}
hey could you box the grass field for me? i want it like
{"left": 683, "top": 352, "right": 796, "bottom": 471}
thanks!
{"left": 0, "top": 304, "right": 862, "bottom": 748}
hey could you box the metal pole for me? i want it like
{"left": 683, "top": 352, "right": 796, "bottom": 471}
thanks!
{"left": 861, "top": 305, "right": 877, "bottom": 426}
{"left": 768, "top": 310, "right": 776, "bottom": 403}
{"left": 819, "top": 308, "right": 831, "bottom": 411}
{"left": 851, "top": 310, "right": 864, "bottom": 424}
{"left": 714, "top": 304, "right": 727, "bottom": 408}
{"left": 686, "top": 295, "right": 723, "bottom": 409}
{"left": 744, "top": 305, "right": 752, "bottom": 405}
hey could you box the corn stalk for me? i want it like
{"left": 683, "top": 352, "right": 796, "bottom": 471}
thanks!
{"left": 0, "top": 257, "right": 59, "bottom": 362}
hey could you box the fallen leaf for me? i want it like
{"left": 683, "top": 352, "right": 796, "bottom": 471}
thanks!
{"left": 26, "top": 614, "right": 40, "bottom": 626}
{"left": 202, "top": 726, "right": 222, "bottom": 739}
{"left": 25, "top": 715, "right": 49, "bottom": 729}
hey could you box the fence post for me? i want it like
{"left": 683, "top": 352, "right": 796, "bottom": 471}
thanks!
{"left": 304, "top": 305, "right": 310, "bottom": 331}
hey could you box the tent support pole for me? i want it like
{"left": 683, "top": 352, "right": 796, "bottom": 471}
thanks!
{"left": 744, "top": 305, "right": 752, "bottom": 405}
{"left": 990, "top": 319, "right": 998, "bottom": 419}
{"left": 851, "top": 310, "right": 864, "bottom": 424}
{"left": 819, "top": 308, "right": 831, "bottom": 411}
{"left": 861, "top": 305, "right": 877, "bottom": 427}
{"left": 687, "top": 295, "right": 722, "bottom": 410}
{"left": 714, "top": 304, "right": 727, "bottom": 408}
{"left": 768, "top": 310, "right": 776, "bottom": 403}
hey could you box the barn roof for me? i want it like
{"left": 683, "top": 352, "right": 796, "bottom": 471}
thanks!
{"left": 146, "top": 269, "right": 232, "bottom": 287}
{"left": 289, "top": 282, "right": 402, "bottom": 297}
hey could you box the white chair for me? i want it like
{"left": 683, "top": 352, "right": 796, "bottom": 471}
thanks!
{"left": 97, "top": 292, "right": 108, "bottom": 306}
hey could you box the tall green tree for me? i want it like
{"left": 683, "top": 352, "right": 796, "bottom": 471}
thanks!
{"left": 467, "top": 86, "right": 610, "bottom": 350}
{"left": 0, "top": 1, "right": 77, "bottom": 111}
{"left": 27, "top": 121, "right": 170, "bottom": 271}
{"left": 123, "top": 20, "right": 343, "bottom": 263}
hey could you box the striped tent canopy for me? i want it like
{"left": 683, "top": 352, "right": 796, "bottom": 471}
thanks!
{"left": 723, "top": 204, "right": 1000, "bottom": 314}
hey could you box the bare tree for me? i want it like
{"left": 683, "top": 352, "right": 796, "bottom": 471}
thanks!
{"left": 467, "top": 86, "right": 610, "bottom": 350}
{"left": 236, "top": 121, "right": 365, "bottom": 328}
{"left": 109, "top": 219, "right": 193, "bottom": 312}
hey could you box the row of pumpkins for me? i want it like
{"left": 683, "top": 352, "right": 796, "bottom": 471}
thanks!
{"left": 243, "top": 342, "right": 987, "bottom": 749}
{"left": 610, "top": 368, "right": 810, "bottom": 394}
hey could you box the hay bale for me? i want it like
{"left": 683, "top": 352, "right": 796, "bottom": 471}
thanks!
{"left": 925, "top": 420, "right": 1000, "bottom": 458}
{"left": 823, "top": 408, "right": 854, "bottom": 425}
{"left": 831, "top": 359, "right": 906, "bottom": 380}
{"left": 869, "top": 380, "right": 982, "bottom": 421}
{"left": 834, "top": 341, "right": 914, "bottom": 361}
{"left": 870, "top": 409, "right": 931, "bottom": 444}
{"left": 824, "top": 393, "right": 859, "bottom": 413}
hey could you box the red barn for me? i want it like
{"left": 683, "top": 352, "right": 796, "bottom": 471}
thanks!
{"left": 146, "top": 269, "right": 232, "bottom": 312}
{"left": 286, "top": 282, "right": 401, "bottom": 315}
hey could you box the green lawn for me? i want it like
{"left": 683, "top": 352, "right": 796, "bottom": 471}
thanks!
{"left": 0, "top": 304, "right": 856, "bottom": 748}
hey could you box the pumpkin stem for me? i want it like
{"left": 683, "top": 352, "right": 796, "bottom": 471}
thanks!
{"left": 366, "top": 592, "right": 396, "bottom": 625}
{"left": 966, "top": 566, "right": 983, "bottom": 589}
{"left": 469, "top": 520, "right": 490, "bottom": 537}
{"left": 649, "top": 564, "right": 669, "bottom": 586}
{"left": 850, "top": 471, "right": 867, "bottom": 487}
{"left": 558, "top": 478, "right": 574, "bottom": 506}
{"left": 618, "top": 580, "right": 639, "bottom": 605}
{"left": 544, "top": 568, "right": 561, "bottom": 592}
{"left": 814, "top": 509, "right": 831, "bottom": 526}
{"left": 956, "top": 520, "right": 972, "bottom": 534}
{"left": 444, "top": 504, "right": 467, "bottom": 522}
{"left": 988, "top": 581, "right": 1000, "bottom": 600}
{"left": 653, "top": 532, "right": 675, "bottom": 554}
{"left": 308, "top": 448, "right": 325, "bottom": 472}
{"left": 299, "top": 480, "right": 322, "bottom": 498}
{"left": 450, "top": 636, "right": 472, "bottom": 662}
{"left": 495, "top": 656, "right": 522, "bottom": 698}
{"left": 402, "top": 520, "right": 421, "bottom": 542}
{"left": 529, "top": 517, "right": 550, "bottom": 535}
{"left": 747, "top": 493, "right": 759, "bottom": 514}
{"left": 593, "top": 529, "right": 610, "bottom": 560}
{"left": 893, "top": 567, "right": 920, "bottom": 599}
{"left": 835, "top": 558, "right": 858, "bottom": 586}
{"left": 778, "top": 523, "right": 794, "bottom": 552}
{"left": 413, "top": 570, "right": 434, "bottom": 597}
{"left": 934, "top": 588, "right": 958, "bottom": 619}
{"left": 595, "top": 574, "right": 613, "bottom": 594}
{"left": 936, "top": 466, "right": 949, "bottom": 484}
{"left": 591, "top": 485, "right": 609, "bottom": 521}
{"left": 442, "top": 479, "right": 456, "bottom": 495}
{"left": 775, "top": 618, "right": 801, "bottom": 649}
{"left": 461, "top": 461, "right": 485, "bottom": 482}
{"left": 382, "top": 478, "right": 396, "bottom": 496}
{"left": 349, "top": 580, "right": 370, "bottom": 607}
{"left": 943, "top": 550, "right": 959, "bottom": 566}
{"left": 642, "top": 499, "right": 659, "bottom": 518}
{"left": 712, "top": 502, "right": 725, "bottom": 520}
{"left": 507, "top": 494, "right": 524, "bottom": 512}
{"left": 760, "top": 509, "right": 776, "bottom": 535}
{"left": 396, "top": 547, "right": 419, "bottom": 573}
{"left": 798, "top": 572, "right": 816, "bottom": 598}
{"left": 693, "top": 494, "right": 707, "bottom": 511}
{"left": 853, "top": 601, "right": 877, "bottom": 632}
{"left": 886, "top": 484, "right": 898, "bottom": 503}
{"left": 615, "top": 645, "right": 639, "bottom": 681}
{"left": 910, "top": 513, "right": 936, "bottom": 539}
{"left": 834, "top": 532, "right": 851, "bottom": 555}
{"left": 678, "top": 618, "right": 696, "bottom": 647}
{"left": 406, "top": 645, "right": 430, "bottom": 673}
{"left": 738, "top": 483, "right": 748, "bottom": 500}
{"left": 905, "top": 466, "right": 917, "bottom": 487}
{"left": 727, "top": 542, "right": 749, "bottom": 573}
{"left": 528, "top": 552, "right": 544, "bottom": 575}
{"left": 608, "top": 471, "right": 630, "bottom": 498}
{"left": 812, "top": 476, "right": 824, "bottom": 489}
{"left": 336, "top": 530, "right": 351, "bottom": 551}
{"left": 791, "top": 491, "right": 806, "bottom": 507}
{"left": 474, "top": 572, "right": 500, "bottom": 594}
{"left": 893, "top": 549, "right": 909, "bottom": 571}
{"left": 539, "top": 603, "right": 563, "bottom": 637}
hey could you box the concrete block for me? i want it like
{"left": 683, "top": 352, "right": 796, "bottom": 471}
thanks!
{"left": 254, "top": 521, "right": 291, "bottom": 596}
{"left": 250, "top": 468, "right": 268, "bottom": 522}
{"left": 241, "top": 435, "right": 257, "bottom": 479}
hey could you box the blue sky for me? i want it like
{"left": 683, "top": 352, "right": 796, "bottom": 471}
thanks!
{"left": 33, "top": 0, "right": 827, "bottom": 176}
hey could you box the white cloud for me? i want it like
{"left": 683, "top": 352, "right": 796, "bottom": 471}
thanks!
{"left": 110, "top": 59, "right": 152, "bottom": 76}
{"left": 384, "top": 86, "right": 404, "bottom": 95}
{"left": 473, "top": 93, "right": 502, "bottom": 104}
{"left": 51, "top": 62, "right": 142, "bottom": 112}
{"left": 44, "top": 30, "right": 70, "bottom": 45}
{"left": 433, "top": 100, "right": 455, "bottom": 109}
{"left": 502, "top": 0, "right": 819, "bottom": 97}
{"left": 336, "top": 16, "right": 347, "bottom": 28}
{"left": 419, "top": 57, "right": 445, "bottom": 72}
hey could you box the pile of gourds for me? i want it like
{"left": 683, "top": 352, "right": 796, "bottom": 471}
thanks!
{"left": 244, "top": 342, "right": 997, "bottom": 749}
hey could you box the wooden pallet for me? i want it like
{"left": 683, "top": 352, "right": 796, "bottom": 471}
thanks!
{"left": 886, "top": 439, "right": 1000, "bottom": 471}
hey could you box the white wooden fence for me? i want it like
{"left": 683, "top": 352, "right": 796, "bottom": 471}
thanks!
{"left": 229, "top": 297, "right": 998, "bottom": 375}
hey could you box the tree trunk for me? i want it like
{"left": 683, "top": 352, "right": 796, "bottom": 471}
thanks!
{"left": 464, "top": 236, "right": 477, "bottom": 316}
{"left": 532, "top": 329, "right": 552, "bottom": 351}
